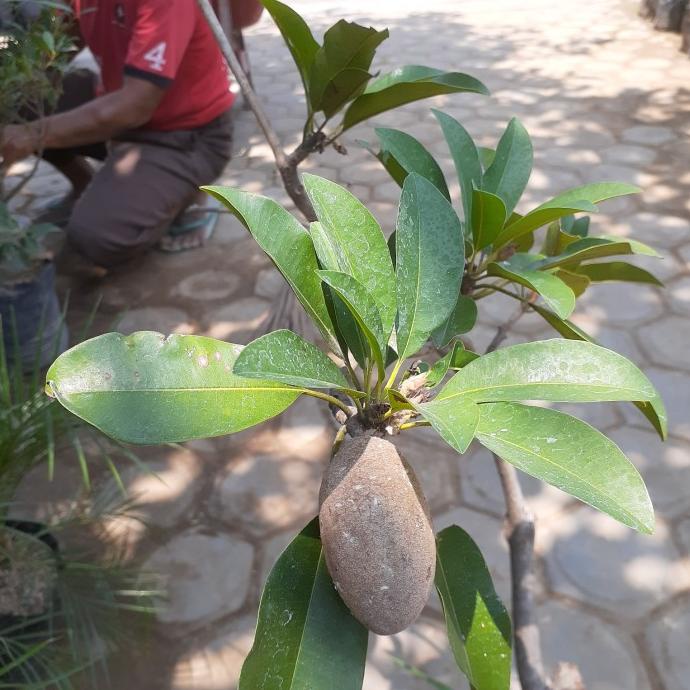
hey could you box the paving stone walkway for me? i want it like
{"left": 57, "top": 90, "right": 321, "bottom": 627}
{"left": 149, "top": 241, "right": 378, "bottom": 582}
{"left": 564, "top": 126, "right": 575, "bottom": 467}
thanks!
{"left": 7, "top": 0, "right": 690, "bottom": 688}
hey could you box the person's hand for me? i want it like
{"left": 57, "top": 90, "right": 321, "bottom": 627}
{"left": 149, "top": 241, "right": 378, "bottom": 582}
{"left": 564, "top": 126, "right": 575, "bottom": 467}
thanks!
{"left": 0, "top": 123, "right": 41, "bottom": 171}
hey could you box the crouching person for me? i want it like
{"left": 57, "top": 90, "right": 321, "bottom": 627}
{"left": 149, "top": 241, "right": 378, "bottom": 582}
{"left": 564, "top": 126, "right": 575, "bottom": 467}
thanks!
{"left": 0, "top": 0, "right": 235, "bottom": 270}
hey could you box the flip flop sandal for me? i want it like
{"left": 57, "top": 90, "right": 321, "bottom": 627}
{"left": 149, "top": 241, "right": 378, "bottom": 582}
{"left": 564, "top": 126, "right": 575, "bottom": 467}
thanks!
{"left": 157, "top": 198, "right": 221, "bottom": 252}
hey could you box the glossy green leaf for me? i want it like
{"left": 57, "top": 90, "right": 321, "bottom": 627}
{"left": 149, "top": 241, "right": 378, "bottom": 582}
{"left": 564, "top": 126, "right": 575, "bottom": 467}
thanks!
{"left": 537, "top": 236, "right": 659, "bottom": 270}
{"left": 497, "top": 182, "right": 639, "bottom": 246}
{"left": 426, "top": 351, "right": 453, "bottom": 389}
{"left": 239, "top": 519, "right": 368, "bottom": 690}
{"left": 436, "top": 525, "right": 512, "bottom": 690}
{"left": 478, "top": 146, "right": 496, "bottom": 171}
{"left": 234, "top": 329, "right": 350, "bottom": 391}
{"left": 414, "top": 396, "right": 479, "bottom": 454}
{"left": 357, "top": 138, "right": 409, "bottom": 189}
{"left": 432, "top": 294, "right": 478, "bottom": 348}
{"left": 302, "top": 174, "right": 396, "bottom": 337}
{"left": 426, "top": 342, "right": 479, "bottom": 388}
{"left": 318, "top": 270, "right": 386, "bottom": 378}
{"left": 563, "top": 214, "right": 590, "bottom": 237}
{"left": 319, "top": 68, "right": 373, "bottom": 118}
{"left": 472, "top": 189, "right": 507, "bottom": 250}
{"left": 309, "top": 220, "right": 366, "bottom": 364}
{"left": 575, "top": 261, "right": 663, "bottom": 286}
{"left": 203, "top": 186, "right": 338, "bottom": 352}
{"left": 309, "top": 20, "right": 388, "bottom": 115}
{"left": 482, "top": 118, "right": 533, "bottom": 217}
{"left": 436, "top": 339, "right": 660, "bottom": 404}
{"left": 529, "top": 302, "right": 592, "bottom": 341}
{"left": 342, "top": 66, "right": 489, "bottom": 131}
{"left": 487, "top": 262, "right": 575, "bottom": 319}
{"left": 433, "top": 109, "right": 482, "bottom": 234}
{"left": 396, "top": 174, "right": 464, "bottom": 359}
{"left": 527, "top": 305, "right": 668, "bottom": 439}
{"left": 375, "top": 127, "right": 450, "bottom": 199}
{"left": 541, "top": 220, "right": 583, "bottom": 257}
{"left": 554, "top": 268, "right": 591, "bottom": 297}
{"left": 476, "top": 402, "right": 654, "bottom": 533}
{"left": 45, "top": 332, "right": 302, "bottom": 444}
{"left": 262, "top": 0, "right": 320, "bottom": 104}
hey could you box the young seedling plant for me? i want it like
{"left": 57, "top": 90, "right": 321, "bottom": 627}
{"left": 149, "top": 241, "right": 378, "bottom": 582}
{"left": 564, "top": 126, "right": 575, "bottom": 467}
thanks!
{"left": 44, "top": 112, "right": 666, "bottom": 688}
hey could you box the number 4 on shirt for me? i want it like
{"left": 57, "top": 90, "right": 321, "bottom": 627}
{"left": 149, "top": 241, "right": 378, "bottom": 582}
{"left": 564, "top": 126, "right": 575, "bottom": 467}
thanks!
{"left": 144, "top": 42, "right": 167, "bottom": 72}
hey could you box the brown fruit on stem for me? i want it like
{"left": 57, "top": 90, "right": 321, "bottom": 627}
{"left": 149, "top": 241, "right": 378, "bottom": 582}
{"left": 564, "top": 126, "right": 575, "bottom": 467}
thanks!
{"left": 319, "top": 435, "right": 436, "bottom": 635}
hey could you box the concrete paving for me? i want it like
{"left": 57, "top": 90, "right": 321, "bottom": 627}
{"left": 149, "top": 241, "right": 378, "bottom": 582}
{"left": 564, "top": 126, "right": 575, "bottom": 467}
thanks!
{"left": 7, "top": 0, "right": 690, "bottom": 688}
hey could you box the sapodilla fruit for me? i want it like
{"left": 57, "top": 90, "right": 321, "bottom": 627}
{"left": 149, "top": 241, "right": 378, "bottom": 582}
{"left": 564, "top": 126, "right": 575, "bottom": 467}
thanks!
{"left": 318, "top": 434, "right": 436, "bottom": 635}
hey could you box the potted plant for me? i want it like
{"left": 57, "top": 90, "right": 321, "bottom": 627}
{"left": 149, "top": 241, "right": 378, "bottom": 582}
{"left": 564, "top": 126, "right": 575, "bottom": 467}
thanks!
{"left": 1, "top": 2, "right": 74, "bottom": 369}
{"left": 0, "top": 308, "right": 157, "bottom": 689}
{"left": 0, "top": 202, "right": 66, "bottom": 369}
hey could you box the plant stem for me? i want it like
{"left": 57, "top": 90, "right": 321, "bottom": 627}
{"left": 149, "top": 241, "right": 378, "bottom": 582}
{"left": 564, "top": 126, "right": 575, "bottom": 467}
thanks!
{"left": 399, "top": 420, "right": 430, "bottom": 431}
{"left": 331, "top": 424, "right": 347, "bottom": 458}
{"left": 385, "top": 359, "right": 404, "bottom": 391}
{"left": 301, "top": 389, "right": 352, "bottom": 416}
{"left": 492, "top": 453, "right": 548, "bottom": 690}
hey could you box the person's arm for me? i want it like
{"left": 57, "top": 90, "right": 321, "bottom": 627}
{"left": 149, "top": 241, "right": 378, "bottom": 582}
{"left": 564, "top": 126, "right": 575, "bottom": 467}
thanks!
{"left": 0, "top": 76, "right": 164, "bottom": 168}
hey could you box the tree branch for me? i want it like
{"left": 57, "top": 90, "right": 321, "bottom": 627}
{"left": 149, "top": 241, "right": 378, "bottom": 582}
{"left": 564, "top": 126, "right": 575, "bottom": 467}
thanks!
{"left": 196, "top": 0, "right": 287, "bottom": 169}
{"left": 492, "top": 453, "right": 548, "bottom": 690}
{"left": 196, "top": 0, "right": 318, "bottom": 221}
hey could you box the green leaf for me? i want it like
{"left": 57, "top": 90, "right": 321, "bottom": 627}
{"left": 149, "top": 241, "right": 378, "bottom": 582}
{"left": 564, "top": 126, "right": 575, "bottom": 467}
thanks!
{"left": 413, "top": 396, "right": 479, "bottom": 454}
{"left": 565, "top": 215, "right": 590, "bottom": 238}
{"left": 436, "top": 339, "right": 660, "bottom": 404}
{"left": 575, "top": 261, "right": 663, "bottom": 286}
{"left": 537, "top": 236, "right": 659, "bottom": 270}
{"left": 433, "top": 109, "right": 482, "bottom": 235}
{"left": 309, "top": 20, "right": 388, "bottom": 116}
{"left": 234, "top": 329, "right": 350, "bottom": 391}
{"left": 482, "top": 118, "right": 533, "bottom": 217}
{"left": 342, "top": 66, "right": 489, "bottom": 131}
{"left": 374, "top": 127, "right": 450, "bottom": 199}
{"left": 528, "top": 303, "right": 592, "bottom": 340}
{"left": 431, "top": 294, "right": 478, "bottom": 348}
{"left": 554, "top": 268, "right": 591, "bottom": 297}
{"left": 497, "top": 182, "right": 640, "bottom": 246}
{"left": 476, "top": 402, "right": 654, "bottom": 533}
{"left": 487, "top": 262, "right": 576, "bottom": 319}
{"left": 45, "top": 332, "right": 302, "bottom": 444}
{"left": 42, "top": 30, "right": 56, "bottom": 53}
{"left": 262, "top": 0, "right": 320, "bottom": 104}
{"left": 239, "top": 519, "right": 368, "bottom": 690}
{"left": 310, "top": 221, "right": 367, "bottom": 365}
{"left": 541, "top": 221, "right": 585, "bottom": 257}
{"left": 203, "top": 186, "right": 338, "bottom": 352}
{"left": 426, "top": 342, "right": 479, "bottom": 388}
{"left": 302, "top": 174, "right": 396, "bottom": 337}
{"left": 318, "top": 270, "right": 386, "bottom": 378}
{"left": 527, "top": 305, "right": 668, "bottom": 440}
{"left": 436, "top": 525, "right": 512, "bottom": 690}
{"left": 396, "top": 174, "right": 464, "bottom": 359}
{"left": 478, "top": 146, "right": 496, "bottom": 171}
{"left": 317, "top": 68, "right": 373, "bottom": 118}
{"left": 472, "top": 189, "right": 507, "bottom": 250}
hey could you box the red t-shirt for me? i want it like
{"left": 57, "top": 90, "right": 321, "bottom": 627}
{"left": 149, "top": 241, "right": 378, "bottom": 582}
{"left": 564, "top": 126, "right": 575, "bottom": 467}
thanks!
{"left": 73, "top": 0, "right": 235, "bottom": 131}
